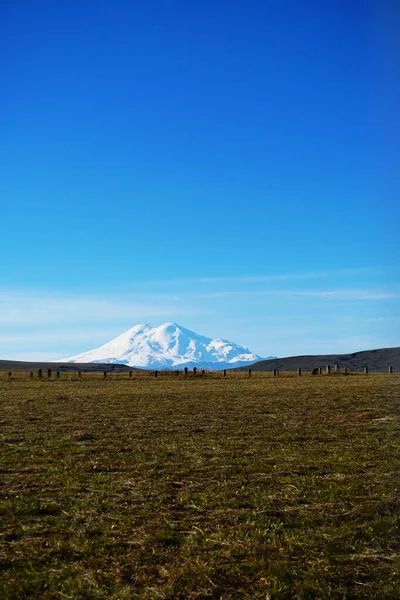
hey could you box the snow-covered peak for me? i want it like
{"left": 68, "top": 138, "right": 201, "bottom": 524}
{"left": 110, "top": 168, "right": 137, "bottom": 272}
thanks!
{"left": 56, "top": 322, "right": 267, "bottom": 370}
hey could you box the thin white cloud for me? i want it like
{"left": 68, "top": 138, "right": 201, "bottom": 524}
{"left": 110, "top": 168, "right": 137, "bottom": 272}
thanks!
{"left": 0, "top": 282, "right": 398, "bottom": 329}
{"left": 294, "top": 290, "right": 400, "bottom": 301}
{"left": 1, "top": 276, "right": 398, "bottom": 360}
{"left": 367, "top": 316, "right": 400, "bottom": 322}
{"left": 0, "top": 291, "right": 210, "bottom": 326}
{"left": 138, "top": 267, "right": 379, "bottom": 286}
{"left": 167, "top": 273, "right": 328, "bottom": 284}
{"left": 196, "top": 288, "right": 400, "bottom": 301}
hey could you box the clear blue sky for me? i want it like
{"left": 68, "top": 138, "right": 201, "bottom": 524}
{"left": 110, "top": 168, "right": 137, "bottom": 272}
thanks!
{"left": 1, "top": 0, "right": 399, "bottom": 360}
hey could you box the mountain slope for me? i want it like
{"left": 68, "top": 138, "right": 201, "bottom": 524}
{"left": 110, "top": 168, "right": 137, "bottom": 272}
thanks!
{"left": 57, "top": 322, "right": 264, "bottom": 370}
{"left": 236, "top": 347, "right": 400, "bottom": 373}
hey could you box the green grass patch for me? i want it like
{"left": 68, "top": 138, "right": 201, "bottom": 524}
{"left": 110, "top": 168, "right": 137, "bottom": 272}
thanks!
{"left": 1, "top": 374, "right": 399, "bottom": 598}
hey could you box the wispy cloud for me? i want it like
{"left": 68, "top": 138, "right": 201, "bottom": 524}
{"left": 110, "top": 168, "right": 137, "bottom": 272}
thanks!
{"left": 367, "top": 316, "right": 400, "bottom": 322}
{"left": 139, "top": 267, "right": 379, "bottom": 287}
{"left": 292, "top": 289, "right": 400, "bottom": 301}
{"left": 0, "top": 290, "right": 210, "bottom": 326}
{"left": 0, "top": 282, "right": 398, "bottom": 329}
{"left": 193, "top": 288, "right": 400, "bottom": 302}
{"left": 157, "top": 272, "right": 328, "bottom": 284}
{"left": 1, "top": 272, "right": 398, "bottom": 360}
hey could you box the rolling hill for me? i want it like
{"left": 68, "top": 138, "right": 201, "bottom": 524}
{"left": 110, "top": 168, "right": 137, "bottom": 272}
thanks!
{"left": 236, "top": 347, "right": 400, "bottom": 373}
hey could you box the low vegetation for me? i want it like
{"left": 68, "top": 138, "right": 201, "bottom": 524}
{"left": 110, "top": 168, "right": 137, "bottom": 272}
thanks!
{"left": 1, "top": 372, "right": 399, "bottom": 598}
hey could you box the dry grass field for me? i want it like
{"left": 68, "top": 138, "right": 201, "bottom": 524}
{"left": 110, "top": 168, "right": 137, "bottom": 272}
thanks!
{"left": 0, "top": 372, "right": 399, "bottom": 599}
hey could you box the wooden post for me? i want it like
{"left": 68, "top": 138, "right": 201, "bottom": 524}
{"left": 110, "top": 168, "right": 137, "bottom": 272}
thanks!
{"left": 273, "top": 368, "right": 277, "bottom": 377}
{"left": 176, "top": 370, "right": 179, "bottom": 376}
{"left": 47, "top": 368, "right": 52, "bottom": 378}
{"left": 30, "top": 371, "right": 33, "bottom": 378}
{"left": 389, "top": 366, "right": 393, "bottom": 374}
{"left": 104, "top": 371, "right": 107, "bottom": 379}
{"left": 154, "top": 370, "right": 158, "bottom": 378}
{"left": 223, "top": 369, "right": 226, "bottom": 377}
{"left": 8, "top": 371, "right": 11, "bottom": 379}
{"left": 77, "top": 371, "right": 81, "bottom": 378}
{"left": 184, "top": 367, "right": 188, "bottom": 377}
{"left": 248, "top": 368, "right": 252, "bottom": 377}
{"left": 56, "top": 371, "right": 60, "bottom": 379}
{"left": 202, "top": 369, "right": 205, "bottom": 377}
{"left": 326, "top": 365, "right": 331, "bottom": 374}
{"left": 38, "top": 369, "right": 42, "bottom": 378}
{"left": 193, "top": 367, "right": 197, "bottom": 376}
{"left": 364, "top": 366, "right": 368, "bottom": 375}
{"left": 129, "top": 370, "right": 132, "bottom": 378}
{"left": 344, "top": 367, "right": 348, "bottom": 374}
{"left": 298, "top": 368, "right": 301, "bottom": 376}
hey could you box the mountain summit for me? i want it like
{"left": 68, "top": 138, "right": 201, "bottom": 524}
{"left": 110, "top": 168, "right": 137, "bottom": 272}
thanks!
{"left": 58, "top": 322, "right": 266, "bottom": 370}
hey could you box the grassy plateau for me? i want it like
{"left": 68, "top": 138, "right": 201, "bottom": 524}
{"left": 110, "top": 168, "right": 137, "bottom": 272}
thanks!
{"left": 0, "top": 371, "right": 399, "bottom": 599}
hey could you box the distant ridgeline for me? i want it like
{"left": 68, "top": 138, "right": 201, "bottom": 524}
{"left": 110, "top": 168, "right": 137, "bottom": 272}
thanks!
{"left": 236, "top": 347, "right": 400, "bottom": 373}
{"left": 1, "top": 347, "right": 399, "bottom": 373}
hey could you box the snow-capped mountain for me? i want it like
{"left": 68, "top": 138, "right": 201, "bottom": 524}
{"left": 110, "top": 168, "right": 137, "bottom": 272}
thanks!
{"left": 57, "top": 322, "right": 269, "bottom": 370}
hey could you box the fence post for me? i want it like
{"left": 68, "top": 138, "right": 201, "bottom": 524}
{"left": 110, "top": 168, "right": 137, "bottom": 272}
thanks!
{"left": 154, "top": 370, "right": 158, "bottom": 378}
{"left": 326, "top": 365, "right": 331, "bottom": 374}
{"left": 47, "top": 368, "right": 52, "bottom": 378}
{"left": 176, "top": 370, "right": 179, "bottom": 376}
{"left": 129, "top": 370, "right": 132, "bottom": 378}
{"left": 193, "top": 367, "right": 197, "bottom": 376}
{"left": 364, "top": 366, "right": 368, "bottom": 375}
{"left": 273, "top": 369, "right": 277, "bottom": 377}
{"left": 8, "top": 371, "right": 11, "bottom": 379}
{"left": 78, "top": 371, "right": 81, "bottom": 378}
{"left": 202, "top": 369, "right": 205, "bottom": 377}
{"left": 389, "top": 366, "right": 393, "bottom": 374}
{"left": 38, "top": 369, "right": 42, "bottom": 378}
{"left": 223, "top": 369, "right": 226, "bottom": 377}
{"left": 298, "top": 368, "right": 301, "bottom": 376}
{"left": 56, "top": 371, "right": 60, "bottom": 378}
{"left": 104, "top": 371, "right": 107, "bottom": 379}
{"left": 344, "top": 367, "right": 348, "bottom": 374}
{"left": 30, "top": 371, "right": 33, "bottom": 378}
{"left": 184, "top": 367, "right": 188, "bottom": 377}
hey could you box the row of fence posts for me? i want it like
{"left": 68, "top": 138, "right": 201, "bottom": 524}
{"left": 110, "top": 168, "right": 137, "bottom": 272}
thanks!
{"left": 9, "top": 367, "right": 281, "bottom": 379}
{"left": 321, "top": 364, "right": 375, "bottom": 375}
{"left": 279, "top": 365, "right": 390, "bottom": 376}
{"left": 5, "top": 365, "right": 396, "bottom": 379}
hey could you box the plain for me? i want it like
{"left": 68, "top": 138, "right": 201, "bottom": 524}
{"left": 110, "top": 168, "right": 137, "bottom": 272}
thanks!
{"left": 1, "top": 372, "right": 399, "bottom": 599}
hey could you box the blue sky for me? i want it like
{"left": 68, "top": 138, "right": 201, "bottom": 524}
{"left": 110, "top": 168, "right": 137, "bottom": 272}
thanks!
{"left": 1, "top": 0, "right": 399, "bottom": 360}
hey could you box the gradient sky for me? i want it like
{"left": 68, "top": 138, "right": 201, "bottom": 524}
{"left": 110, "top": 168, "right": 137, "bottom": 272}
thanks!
{"left": 1, "top": 0, "right": 399, "bottom": 360}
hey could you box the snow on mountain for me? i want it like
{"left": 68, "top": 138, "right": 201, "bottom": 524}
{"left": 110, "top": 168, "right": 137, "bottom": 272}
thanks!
{"left": 56, "top": 322, "right": 268, "bottom": 370}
